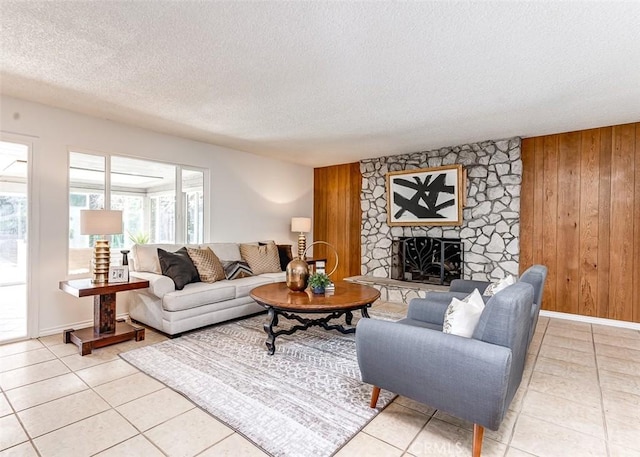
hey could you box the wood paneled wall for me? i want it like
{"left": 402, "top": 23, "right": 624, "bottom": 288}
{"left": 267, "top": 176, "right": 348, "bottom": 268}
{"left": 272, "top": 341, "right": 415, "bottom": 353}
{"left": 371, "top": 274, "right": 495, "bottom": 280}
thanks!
{"left": 313, "top": 163, "right": 361, "bottom": 281}
{"left": 520, "top": 122, "right": 640, "bottom": 322}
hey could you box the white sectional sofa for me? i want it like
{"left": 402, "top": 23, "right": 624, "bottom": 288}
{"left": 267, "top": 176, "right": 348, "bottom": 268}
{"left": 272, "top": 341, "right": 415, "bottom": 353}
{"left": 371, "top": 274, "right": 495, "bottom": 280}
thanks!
{"left": 127, "top": 243, "right": 286, "bottom": 336}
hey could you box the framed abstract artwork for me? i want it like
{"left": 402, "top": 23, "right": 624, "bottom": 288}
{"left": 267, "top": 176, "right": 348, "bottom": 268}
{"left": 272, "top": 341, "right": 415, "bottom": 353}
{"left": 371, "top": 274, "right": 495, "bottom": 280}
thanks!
{"left": 386, "top": 164, "right": 464, "bottom": 226}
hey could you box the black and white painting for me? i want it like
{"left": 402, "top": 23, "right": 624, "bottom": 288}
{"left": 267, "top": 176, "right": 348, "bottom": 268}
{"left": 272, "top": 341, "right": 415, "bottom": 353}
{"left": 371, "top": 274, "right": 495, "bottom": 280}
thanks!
{"left": 387, "top": 164, "right": 464, "bottom": 226}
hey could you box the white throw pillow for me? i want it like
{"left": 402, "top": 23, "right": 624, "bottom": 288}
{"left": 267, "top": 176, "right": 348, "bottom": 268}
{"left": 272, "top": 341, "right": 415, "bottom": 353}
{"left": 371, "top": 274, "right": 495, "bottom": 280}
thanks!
{"left": 133, "top": 245, "right": 162, "bottom": 274}
{"left": 442, "top": 289, "right": 485, "bottom": 338}
{"left": 483, "top": 274, "right": 516, "bottom": 296}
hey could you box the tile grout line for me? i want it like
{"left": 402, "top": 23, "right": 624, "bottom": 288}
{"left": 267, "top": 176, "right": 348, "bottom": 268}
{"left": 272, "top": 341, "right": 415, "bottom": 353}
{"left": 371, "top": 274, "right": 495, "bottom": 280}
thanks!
{"left": 592, "top": 323, "right": 612, "bottom": 457}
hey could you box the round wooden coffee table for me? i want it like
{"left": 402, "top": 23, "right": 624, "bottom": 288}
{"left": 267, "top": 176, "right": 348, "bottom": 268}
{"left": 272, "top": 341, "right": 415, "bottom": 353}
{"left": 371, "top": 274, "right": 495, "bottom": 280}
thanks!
{"left": 250, "top": 281, "right": 380, "bottom": 355}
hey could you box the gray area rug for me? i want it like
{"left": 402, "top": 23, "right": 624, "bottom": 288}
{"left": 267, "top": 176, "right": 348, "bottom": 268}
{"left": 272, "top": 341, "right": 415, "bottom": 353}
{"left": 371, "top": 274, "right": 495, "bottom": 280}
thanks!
{"left": 120, "top": 310, "right": 398, "bottom": 457}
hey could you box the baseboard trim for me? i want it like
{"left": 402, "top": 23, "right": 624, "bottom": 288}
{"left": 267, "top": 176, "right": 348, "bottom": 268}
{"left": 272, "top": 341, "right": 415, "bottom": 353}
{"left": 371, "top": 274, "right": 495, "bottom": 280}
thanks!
{"left": 540, "top": 310, "right": 640, "bottom": 331}
{"left": 38, "top": 313, "right": 130, "bottom": 337}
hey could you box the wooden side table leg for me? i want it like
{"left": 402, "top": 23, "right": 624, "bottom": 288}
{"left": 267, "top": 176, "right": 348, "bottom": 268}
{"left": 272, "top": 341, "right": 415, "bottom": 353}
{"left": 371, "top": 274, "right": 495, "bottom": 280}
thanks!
{"left": 63, "top": 329, "right": 74, "bottom": 344}
{"left": 80, "top": 341, "right": 93, "bottom": 356}
{"left": 94, "top": 293, "right": 116, "bottom": 334}
{"left": 134, "top": 327, "right": 145, "bottom": 342}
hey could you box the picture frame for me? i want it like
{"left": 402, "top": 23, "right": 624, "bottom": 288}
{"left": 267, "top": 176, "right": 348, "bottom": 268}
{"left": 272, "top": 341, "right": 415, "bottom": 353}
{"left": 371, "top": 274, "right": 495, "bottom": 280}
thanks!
{"left": 387, "top": 164, "right": 464, "bottom": 226}
{"left": 108, "top": 265, "right": 129, "bottom": 283}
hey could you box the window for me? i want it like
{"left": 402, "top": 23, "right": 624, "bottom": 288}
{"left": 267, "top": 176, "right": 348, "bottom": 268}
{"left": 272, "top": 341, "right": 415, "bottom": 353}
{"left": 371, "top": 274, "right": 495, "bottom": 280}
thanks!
{"left": 68, "top": 152, "right": 206, "bottom": 274}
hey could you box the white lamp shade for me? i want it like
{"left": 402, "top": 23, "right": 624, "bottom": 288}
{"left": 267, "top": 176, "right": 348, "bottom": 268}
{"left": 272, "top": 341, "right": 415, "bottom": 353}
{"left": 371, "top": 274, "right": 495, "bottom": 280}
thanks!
{"left": 291, "top": 217, "right": 311, "bottom": 233}
{"left": 80, "top": 210, "right": 123, "bottom": 235}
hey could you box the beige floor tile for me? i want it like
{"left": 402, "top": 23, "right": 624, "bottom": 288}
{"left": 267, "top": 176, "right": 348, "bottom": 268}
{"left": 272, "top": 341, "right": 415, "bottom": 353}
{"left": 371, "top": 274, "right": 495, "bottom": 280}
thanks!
{"left": 0, "top": 414, "right": 28, "bottom": 450}
{"left": 534, "top": 356, "right": 598, "bottom": 381}
{"left": 0, "top": 340, "right": 44, "bottom": 358}
{"left": 198, "top": 433, "right": 269, "bottom": 457}
{"left": 0, "top": 348, "right": 55, "bottom": 373}
{"left": 0, "top": 359, "right": 70, "bottom": 391}
{"left": 595, "top": 343, "right": 640, "bottom": 361}
{"left": 606, "top": 414, "right": 640, "bottom": 452}
{"left": 94, "top": 434, "right": 165, "bottom": 457}
{"left": 5, "top": 373, "right": 87, "bottom": 411}
{"left": 541, "top": 334, "right": 593, "bottom": 353}
{"left": 0, "top": 442, "right": 38, "bottom": 456}
{"left": 609, "top": 443, "right": 640, "bottom": 457}
{"left": 509, "top": 385, "right": 527, "bottom": 412}
{"left": 546, "top": 319, "right": 591, "bottom": 331}
{"left": 0, "top": 442, "right": 38, "bottom": 457}
{"left": 145, "top": 408, "right": 233, "bottom": 457}
{"left": 528, "top": 371, "right": 601, "bottom": 408}
{"left": 545, "top": 325, "right": 592, "bottom": 342}
{"left": 335, "top": 432, "right": 403, "bottom": 457}
{"left": 116, "top": 387, "right": 195, "bottom": 431}
{"left": 46, "top": 343, "right": 79, "bottom": 358}
{"left": 0, "top": 394, "right": 12, "bottom": 417}
{"left": 37, "top": 334, "right": 64, "bottom": 348}
{"left": 505, "top": 448, "right": 537, "bottom": 457}
{"left": 597, "top": 354, "right": 640, "bottom": 377}
{"left": 75, "top": 359, "right": 139, "bottom": 387}
{"left": 59, "top": 347, "right": 120, "bottom": 371}
{"left": 537, "top": 344, "right": 596, "bottom": 367}
{"left": 594, "top": 333, "right": 640, "bottom": 350}
{"left": 393, "top": 396, "right": 436, "bottom": 417}
{"left": 363, "top": 403, "right": 429, "bottom": 449}
{"left": 33, "top": 409, "right": 137, "bottom": 457}
{"left": 599, "top": 369, "right": 640, "bottom": 396}
{"left": 94, "top": 372, "right": 163, "bottom": 407}
{"left": 602, "top": 388, "right": 640, "bottom": 422}
{"left": 591, "top": 324, "right": 640, "bottom": 339}
{"left": 510, "top": 414, "right": 606, "bottom": 457}
{"left": 520, "top": 390, "right": 604, "bottom": 439}
{"left": 431, "top": 408, "right": 516, "bottom": 445}
{"left": 18, "top": 389, "right": 110, "bottom": 438}
{"left": 526, "top": 334, "right": 542, "bottom": 355}
{"left": 408, "top": 418, "right": 506, "bottom": 457}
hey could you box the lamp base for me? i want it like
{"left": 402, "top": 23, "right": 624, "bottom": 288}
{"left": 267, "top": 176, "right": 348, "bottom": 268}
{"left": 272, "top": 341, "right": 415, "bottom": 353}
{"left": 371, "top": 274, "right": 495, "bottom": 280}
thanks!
{"left": 297, "top": 233, "right": 307, "bottom": 259}
{"left": 92, "top": 239, "right": 110, "bottom": 284}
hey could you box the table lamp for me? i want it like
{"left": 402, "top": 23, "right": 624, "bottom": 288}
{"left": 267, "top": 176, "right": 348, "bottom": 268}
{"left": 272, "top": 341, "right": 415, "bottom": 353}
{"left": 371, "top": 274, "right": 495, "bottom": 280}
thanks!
{"left": 291, "top": 217, "right": 311, "bottom": 259}
{"left": 80, "top": 210, "right": 123, "bottom": 283}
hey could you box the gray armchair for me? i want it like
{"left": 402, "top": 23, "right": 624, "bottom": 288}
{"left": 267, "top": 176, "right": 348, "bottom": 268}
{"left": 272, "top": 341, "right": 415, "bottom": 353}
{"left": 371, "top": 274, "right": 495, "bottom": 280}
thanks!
{"left": 413, "top": 265, "right": 548, "bottom": 346}
{"left": 356, "top": 282, "right": 535, "bottom": 457}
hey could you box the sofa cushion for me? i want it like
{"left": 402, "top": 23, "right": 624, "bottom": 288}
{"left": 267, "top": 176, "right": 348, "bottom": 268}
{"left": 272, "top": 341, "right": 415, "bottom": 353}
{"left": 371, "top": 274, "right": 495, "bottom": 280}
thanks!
{"left": 442, "top": 289, "right": 485, "bottom": 338}
{"left": 232, "top": 275, "right": 275, "bottom": 298}
{"left": 162, "top": 281, "right": 236, "bottom": 312}
{"left": 187, "top": 247, "right": 225, "bottom": 283}
{"left": 158, "top": 247, "right": 200, "bottom": 290}
{"left": 223, "top": 260, "right": 254, "bottom": 280}
{"left": 240, "top": 242, "right": 281, "bottom": 275}
{"left": 200, "top": 243, "right": 242, "bottom": 261}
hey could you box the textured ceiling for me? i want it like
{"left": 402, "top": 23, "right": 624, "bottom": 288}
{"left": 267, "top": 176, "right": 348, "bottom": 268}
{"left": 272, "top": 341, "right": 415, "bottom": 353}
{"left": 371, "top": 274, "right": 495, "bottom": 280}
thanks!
{"left": 1, "top": 1, "right": 639, "bottom": 167}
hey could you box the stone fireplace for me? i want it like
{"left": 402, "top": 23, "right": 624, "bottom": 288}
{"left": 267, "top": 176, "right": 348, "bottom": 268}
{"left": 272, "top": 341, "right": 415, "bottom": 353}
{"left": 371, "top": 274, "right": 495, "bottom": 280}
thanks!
{"left": 360, "top": 138, "right": 522, "bottom": 283}
{"left": 391, "top": 236, "right": 463, "bottom": 285}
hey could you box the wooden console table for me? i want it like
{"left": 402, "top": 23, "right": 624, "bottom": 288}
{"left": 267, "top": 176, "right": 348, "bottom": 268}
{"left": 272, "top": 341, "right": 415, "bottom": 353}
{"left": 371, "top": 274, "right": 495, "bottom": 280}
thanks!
{"left": 59, "top": 277, "right": 150, "bottom": 355}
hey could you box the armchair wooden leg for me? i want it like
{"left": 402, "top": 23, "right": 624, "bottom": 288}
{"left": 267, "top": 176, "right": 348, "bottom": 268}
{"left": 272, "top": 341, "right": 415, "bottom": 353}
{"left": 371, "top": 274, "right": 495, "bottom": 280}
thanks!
{"left": 369, "top": 386, "right": 381, "bottom": 408}
{"left": 472, "top": 424, "right": 484, "bottom": 457}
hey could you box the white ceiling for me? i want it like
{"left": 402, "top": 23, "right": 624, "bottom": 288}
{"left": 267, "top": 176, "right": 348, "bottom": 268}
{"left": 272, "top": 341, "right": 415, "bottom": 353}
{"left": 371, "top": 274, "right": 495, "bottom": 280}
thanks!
{"left": 1, "top": 1, "right": 639, "bottom": 168}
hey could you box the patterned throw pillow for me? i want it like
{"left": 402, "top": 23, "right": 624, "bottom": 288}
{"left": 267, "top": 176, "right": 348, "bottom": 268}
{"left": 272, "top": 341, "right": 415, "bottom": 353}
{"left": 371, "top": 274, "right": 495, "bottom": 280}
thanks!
{"left": 239, "top": 242, "right": 281, "bottom": 275}
{"left": 259, "top": 242, "right": 293, "bottom": 271}
{"left": 442, "top": 289, "right": 485, "bottom": 338}
{"left": 157, "top": 247, "right": 200, "bottom": 290}
{"left": 222, "top": 260, "right": 254, "bottom": 280}
{"left": 186, "top": 247, "right": 225, "bottom": 283}
{"left": 483, "top": 275, "right": 517, "bottom": 296}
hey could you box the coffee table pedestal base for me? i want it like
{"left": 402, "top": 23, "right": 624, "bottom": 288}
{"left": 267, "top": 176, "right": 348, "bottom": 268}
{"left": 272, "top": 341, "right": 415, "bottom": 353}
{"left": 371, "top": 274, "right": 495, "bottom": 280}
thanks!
{"left": 263, "top": 305, "right": 370, "bottom": 355}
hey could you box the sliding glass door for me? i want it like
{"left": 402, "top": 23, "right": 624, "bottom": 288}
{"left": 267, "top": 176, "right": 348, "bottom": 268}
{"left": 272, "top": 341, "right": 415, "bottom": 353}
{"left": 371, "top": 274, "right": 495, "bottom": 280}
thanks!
{"left": 0, "top": 140, "right": 29, "bottom": 343}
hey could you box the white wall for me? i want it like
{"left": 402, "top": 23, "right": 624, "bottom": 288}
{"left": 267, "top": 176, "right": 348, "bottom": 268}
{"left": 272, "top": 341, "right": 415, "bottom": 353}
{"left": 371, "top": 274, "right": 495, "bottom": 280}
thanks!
{"left": 0, "top": 96, "right": 313, "bottom": 336}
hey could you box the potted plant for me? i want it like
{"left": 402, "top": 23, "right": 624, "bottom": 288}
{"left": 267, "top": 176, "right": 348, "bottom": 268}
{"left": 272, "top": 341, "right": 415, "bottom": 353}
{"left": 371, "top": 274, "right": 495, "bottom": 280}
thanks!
{"left": 308, "top": 272, "right": 331, "bottom": 294}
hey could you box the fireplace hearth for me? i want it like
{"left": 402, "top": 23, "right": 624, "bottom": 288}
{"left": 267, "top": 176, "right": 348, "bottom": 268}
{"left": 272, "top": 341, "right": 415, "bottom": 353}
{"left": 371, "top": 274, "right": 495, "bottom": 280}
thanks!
{"left": 391, "top": 237, "right": 463, "bottom": 286}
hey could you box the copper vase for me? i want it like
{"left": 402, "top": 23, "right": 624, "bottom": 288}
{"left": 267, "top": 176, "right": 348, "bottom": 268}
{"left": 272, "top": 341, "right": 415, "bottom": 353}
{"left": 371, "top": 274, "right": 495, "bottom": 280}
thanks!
{"left": 286, "top": 258, "right": 309, "bottom": 291}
